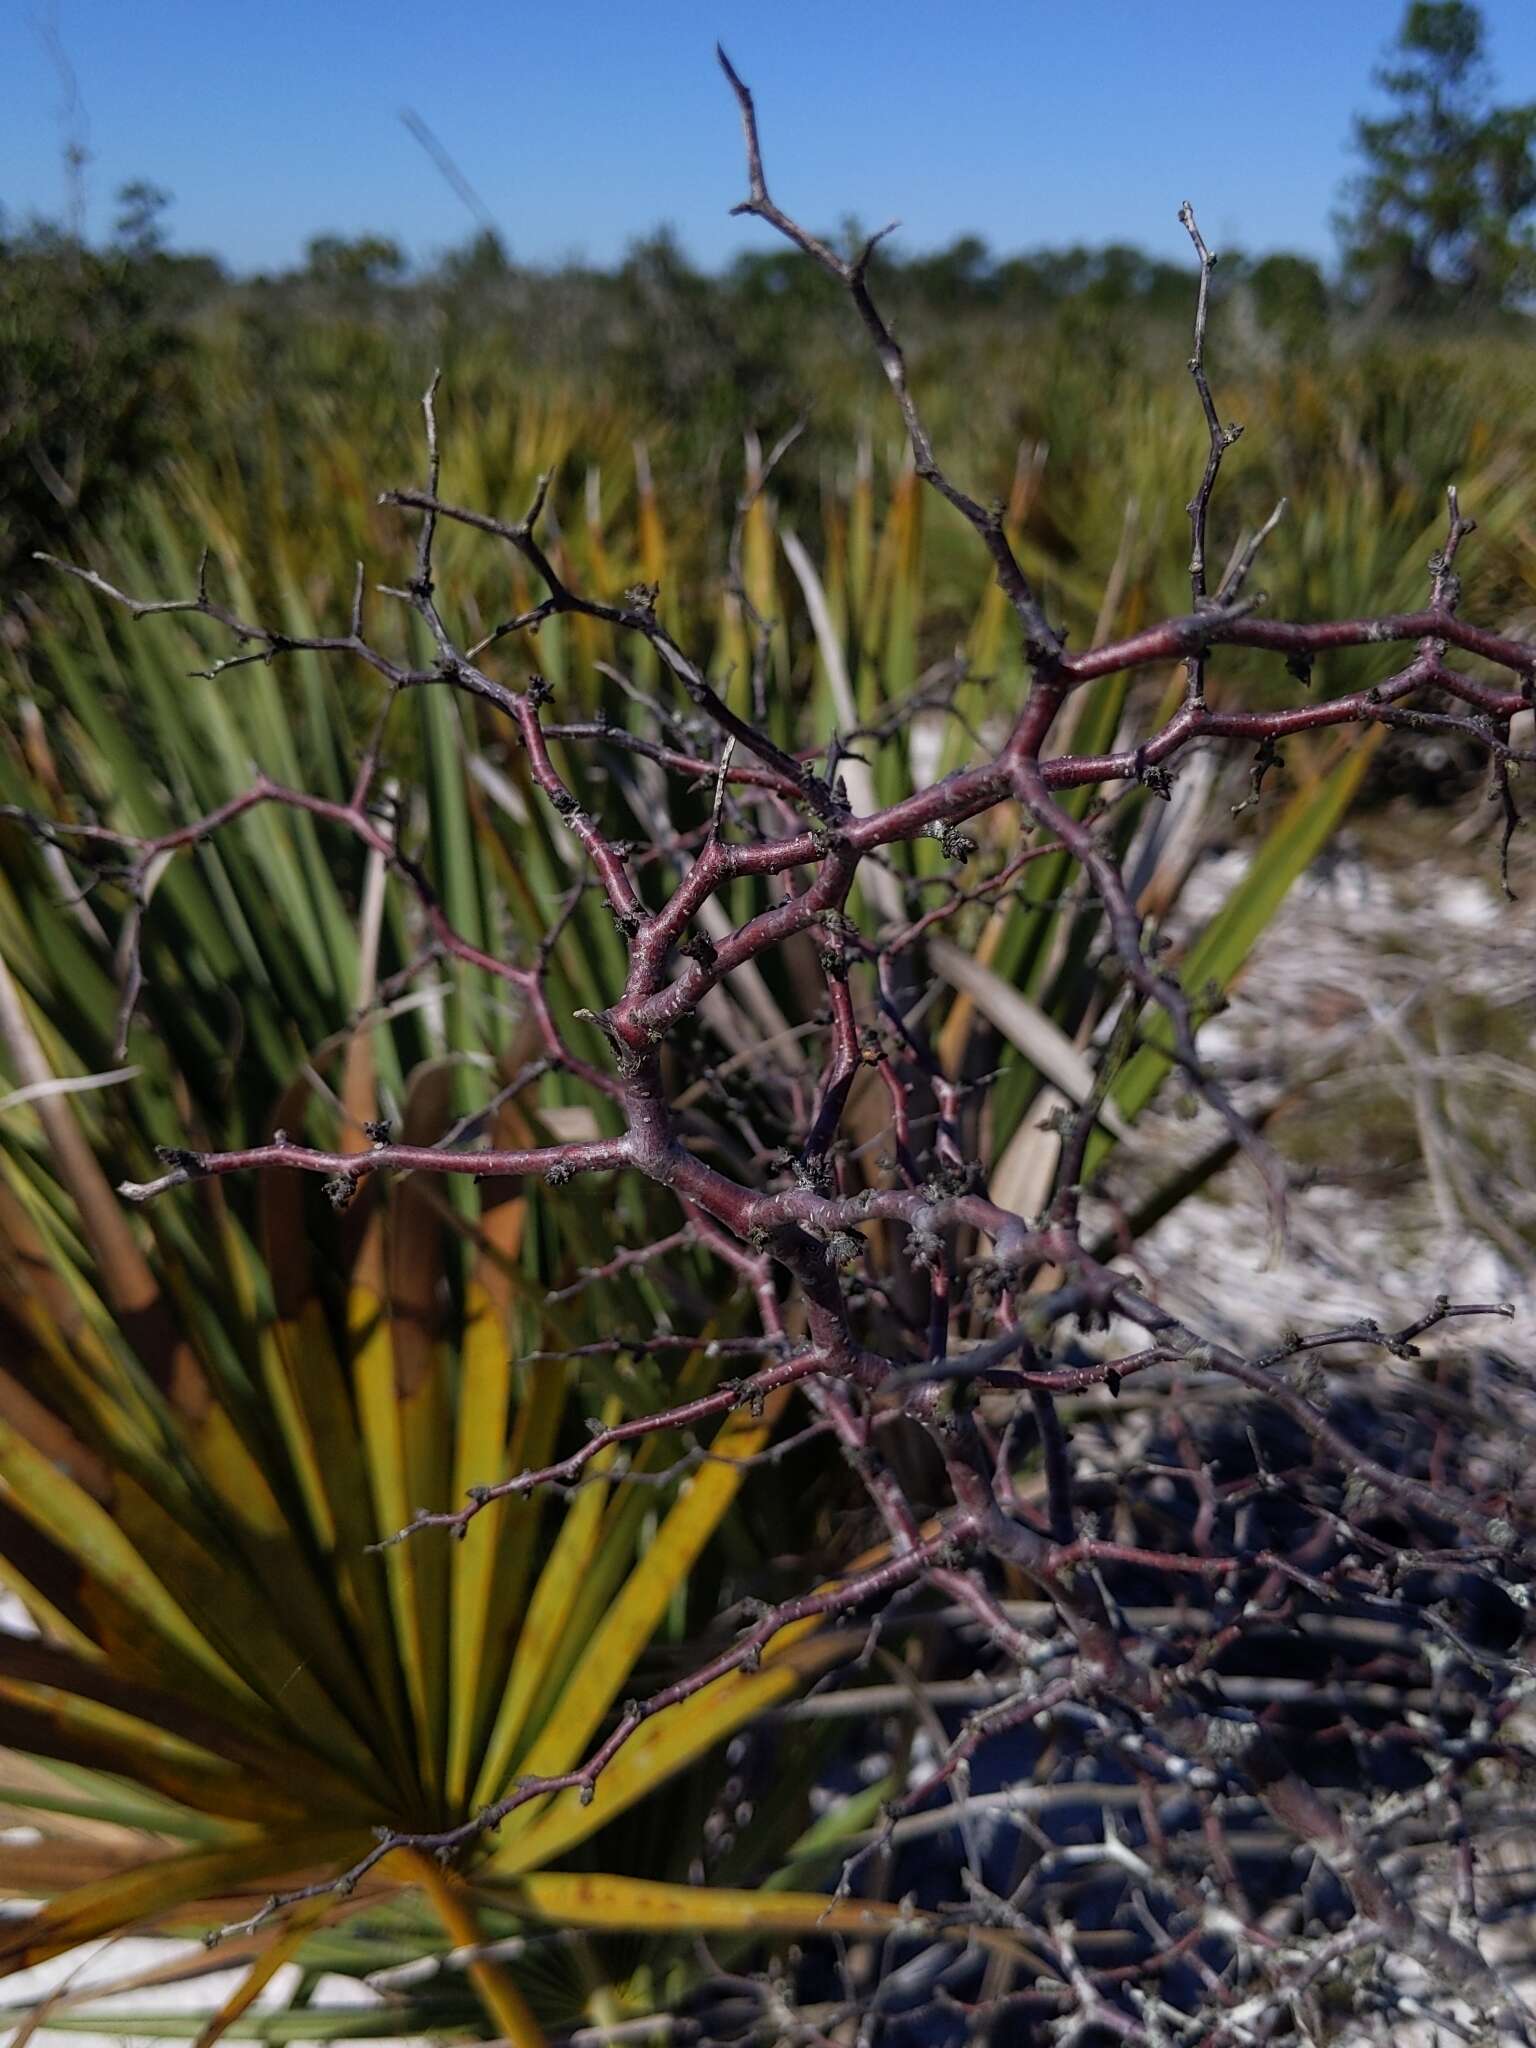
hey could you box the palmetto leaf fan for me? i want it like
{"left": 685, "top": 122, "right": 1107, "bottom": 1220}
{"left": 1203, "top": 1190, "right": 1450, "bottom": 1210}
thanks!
{"left": 0, "top": 990, "right": 910, "bottom": 2042}
{"left": 0, "top": 559, "right": 899, "bottom": 2042}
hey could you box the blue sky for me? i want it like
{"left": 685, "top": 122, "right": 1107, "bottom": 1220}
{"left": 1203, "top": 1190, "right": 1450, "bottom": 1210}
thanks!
{"left": 4, "top": 1, "right": 1535, "bottom": 276}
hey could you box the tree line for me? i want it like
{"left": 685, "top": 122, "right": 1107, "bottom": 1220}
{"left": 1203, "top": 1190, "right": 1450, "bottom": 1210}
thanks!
{"left": 1, "top": 0, "right": 1532, "bottom": 611}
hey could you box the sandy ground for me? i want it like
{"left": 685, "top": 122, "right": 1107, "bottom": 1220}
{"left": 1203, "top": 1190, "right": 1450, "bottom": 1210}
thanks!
{"left": 1130, "top": 828, "right": 1535, "bottom": 1355}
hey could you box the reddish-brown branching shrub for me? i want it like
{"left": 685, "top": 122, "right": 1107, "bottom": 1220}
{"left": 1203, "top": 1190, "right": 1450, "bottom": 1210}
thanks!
{"left": 22, "top": 54, "right": 1536, "bottom": 2046}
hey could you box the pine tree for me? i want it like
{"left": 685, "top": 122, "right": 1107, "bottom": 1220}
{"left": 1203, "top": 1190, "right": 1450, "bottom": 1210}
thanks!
{"left": 1338, "top": 0, "right": 1536, "bottom": 311}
